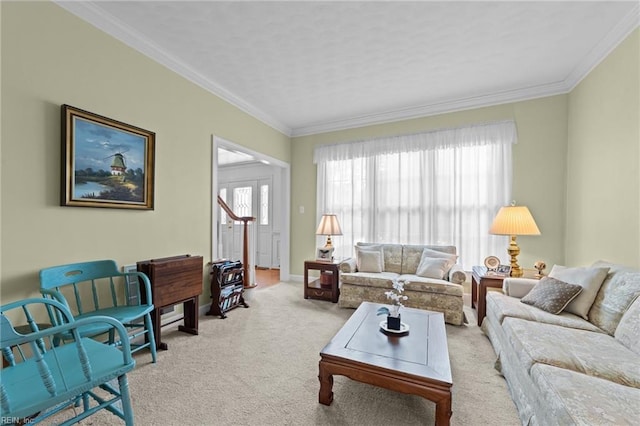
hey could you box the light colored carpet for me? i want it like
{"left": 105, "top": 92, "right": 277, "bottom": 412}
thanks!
{"left": 59, "top": 282, "right": 519, "bottom": 425}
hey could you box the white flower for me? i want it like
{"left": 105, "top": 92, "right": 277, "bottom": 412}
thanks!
{"left": 381, "top": 279, "right": 408, "bottom": 317}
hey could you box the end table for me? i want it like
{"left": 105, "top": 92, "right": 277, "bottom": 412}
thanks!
{"left": 304, "top": 260, "right": 340, "bottom": 303}
{"left": 471, "top": 266, "right": 507, "bottom": 327}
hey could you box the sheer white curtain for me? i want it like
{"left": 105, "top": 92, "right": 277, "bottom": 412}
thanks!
{"left": 314, "top": 121, "right": 516, "bottom": 270}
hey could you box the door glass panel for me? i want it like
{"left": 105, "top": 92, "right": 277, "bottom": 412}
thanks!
{"left": 219, "top": 188, "right": 228, "bottom": 224}
{"left": 233, "top": 186, "right": 252, "bottom": 222}
{"left": 260, "top": 184, "right": 269, "bottom": 225}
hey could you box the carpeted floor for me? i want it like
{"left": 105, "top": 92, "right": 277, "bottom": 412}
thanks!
{"left": 59, "top": 281, "right": 519, "bottom": 425}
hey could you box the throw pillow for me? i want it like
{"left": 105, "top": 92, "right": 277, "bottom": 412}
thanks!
{"left": 521, "top": 277, "right": 583, "bottom": 314}
{"left": 549, "top": 265, "right": 610, "bottom": 319}
{"left": 588, "top": 270, "right": 640, "bottom": 335}
{"left": 614, "top": 296, "right": 640, "bottom": 356}
{"left": 420, "top": 247, "right": 458, "bottom": 263}
{"left": 356, "top": 248, "right": 383, "bottom": 273}
{"left": 416, "top": 253, "right": 455, "bottom": 279}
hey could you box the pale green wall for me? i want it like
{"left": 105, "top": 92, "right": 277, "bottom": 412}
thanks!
{"left": 291, "top": 96, "right": 569, "bottom": 275}
{"left": 566, "top": 29, "right": 640, "bottom": 268}
{"left": 2, "top": 2, "right": 637, "bottom": 308}
{"left": 0, "top": 2, "right": 290, "bottom": 303}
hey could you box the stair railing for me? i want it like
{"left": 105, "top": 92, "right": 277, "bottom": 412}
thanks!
{"left": 217, "top": 195, "right": 256, "bottom": 288}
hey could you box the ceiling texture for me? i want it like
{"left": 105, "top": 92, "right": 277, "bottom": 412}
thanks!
{"left": 57, "top": 1, "right": 639, "bottom": 137}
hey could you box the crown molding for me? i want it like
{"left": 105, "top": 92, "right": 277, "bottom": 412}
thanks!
{"left": 293, "top": 4, "right": 640, "bottom": 137}
{"left": 55, "top": 1, "right": 639, "bottom": 139}
{"left": 290, "top": 81, "right": 570, "bottom": 137}
{"left": 54, "top": 1, "right": 293, "bottom": 136}
{"left": 563, "top": 3, "right": 639, "bottom": 91}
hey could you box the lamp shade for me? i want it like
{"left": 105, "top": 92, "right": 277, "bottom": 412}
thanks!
{"left": 316, "top": 214, "right": 343, "bottom": 236}
{"left": 489, "top": 206, "right": 540, "bottom": 236}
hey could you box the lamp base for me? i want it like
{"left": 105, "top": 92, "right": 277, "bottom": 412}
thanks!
{"left": 508, "top": 235, "right": 523, "bottom": 277}
{"left": 510, "top": 266, "right": 523, "bottom": 277}
{"left": 323, "top": 235, "right": 333, "bottom": 248}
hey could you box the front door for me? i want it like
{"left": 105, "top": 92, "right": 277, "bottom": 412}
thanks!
{"left": 219, "top": 179, "right": 273, "bottom": 268}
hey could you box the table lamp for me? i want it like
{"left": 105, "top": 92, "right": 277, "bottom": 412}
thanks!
{"left": 489, "top": 204, "right": 540, "bottom": 277}
{"left": 316, "top": 214, "right": 342, "bottom": 248}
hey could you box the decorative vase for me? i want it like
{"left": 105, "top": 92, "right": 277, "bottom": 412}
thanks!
{"left": 387, "top": 313, "right": 401, "bottom": 330}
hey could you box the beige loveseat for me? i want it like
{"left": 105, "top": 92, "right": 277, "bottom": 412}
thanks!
{"left": 482, "top": 261, "right": 640, "bottom": 425}
{"left": 338, "top": 243, "right": 467, "bottom": 325}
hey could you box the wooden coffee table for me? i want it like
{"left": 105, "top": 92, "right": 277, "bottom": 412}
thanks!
{"left": 318, "top": 302, "right": 452, "bottom": 425}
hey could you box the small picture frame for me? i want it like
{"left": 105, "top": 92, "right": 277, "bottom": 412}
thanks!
{"left": 497, "top": 264, "right": 511, "bottom": 275}
{"left": 316, "top": 247, "right": 334, "bottom": 261}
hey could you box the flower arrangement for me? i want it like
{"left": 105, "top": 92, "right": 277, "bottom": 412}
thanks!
{"left": 377, "top": 279, "right": 408, "bottom": 318}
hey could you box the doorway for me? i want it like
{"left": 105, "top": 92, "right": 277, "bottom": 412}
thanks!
{"left": 218, "top": 179, "right": 273, "bottom": 268}
{"left": 211, "top": 136, "right": 291, "bottom": 283}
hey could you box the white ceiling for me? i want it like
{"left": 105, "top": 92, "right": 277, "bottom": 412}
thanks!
{"left": 57, "top": 1, "right": 639, "bottom": 137}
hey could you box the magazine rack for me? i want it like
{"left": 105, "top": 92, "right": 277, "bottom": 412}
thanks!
{"left": 207, "top": 260, "right": 248, "bottom": 318}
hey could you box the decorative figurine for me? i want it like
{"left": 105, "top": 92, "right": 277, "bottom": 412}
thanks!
{"left": 534, "top": 260, "right": 546, "bottom": 278}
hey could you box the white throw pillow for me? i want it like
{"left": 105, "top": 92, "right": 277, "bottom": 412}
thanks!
{"left": 356, "top": 247, "right": 383, "bottom": 273}
{"left": 416, "top": 256, "right": 454, "bottom": 279}
{"left": 421, "top": 247, "right": 458, "bottom": 263}
{"left": 549, "top": 265, "right": 610, "bottom": 319}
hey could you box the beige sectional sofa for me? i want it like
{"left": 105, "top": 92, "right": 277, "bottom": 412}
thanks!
{"left": 482, "top": 261, "right": 640, "bottom": 425}
{"left": 338, "top": 243, "right": 467, "bottom": 325}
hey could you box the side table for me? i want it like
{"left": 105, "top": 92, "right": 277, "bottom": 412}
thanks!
{"left": 471, "top": 266, "right": 507, "bottom": 327}
{"left": 304, "top": 260, "right": 340, "bottom": 303}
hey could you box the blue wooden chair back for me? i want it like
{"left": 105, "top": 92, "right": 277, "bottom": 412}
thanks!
{"left": 39, "top": 259, "right": 157, "bottom": 363}
{"left": 0, "top": 298, "right": 135, "bottom": 425}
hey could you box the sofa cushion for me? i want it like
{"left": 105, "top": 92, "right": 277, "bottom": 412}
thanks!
{"left": 400, "top": 275, "right": 464, "bottom": 297}
{"left": 531, "top": 363, "right": 640, "bottom": 426}
{"left": 502, "top": 317, "right": 640, "bottom": 388}
{"left": 615, "top": 295, "right": 640, "bottom": 356}
{"left": 486, "top": 292, "right": 603, "bottom": 332}
{"left": 549, "top": 265, "right": 610, "bottom": 319}
{"left": 588, "top": 266, "right": 640, "bottom": 335}
{"left": 520, "top": 276, "right": 583, "bottom": 314}
{"left": 340, "top": 272, "right": 400, "bottom": 288}
{"left": 355, "top": 248, "right": 383, "bottom": 273}
{"left": 416, "top": 255, "right": 455, "bottom": 280}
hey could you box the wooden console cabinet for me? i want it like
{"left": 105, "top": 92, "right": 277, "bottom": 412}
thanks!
{"left": 137, "top": 254, "right": 203, "bottom": 350}
{"left": 207, "top": 260, "right": 249, "bottom": 318}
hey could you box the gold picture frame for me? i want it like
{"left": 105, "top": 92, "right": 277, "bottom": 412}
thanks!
{"left": 61, "top": 105, "right": 155, "bottom": 210}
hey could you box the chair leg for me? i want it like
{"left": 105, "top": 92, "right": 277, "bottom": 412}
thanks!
{"left": 144, "top": 313, "right": 157, "bottom": 363}
{"left": 118, "top": 374, "right": 135, "bottom": 426}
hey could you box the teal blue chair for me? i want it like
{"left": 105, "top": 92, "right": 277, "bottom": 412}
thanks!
{"left": 39, "top": 259, "right": 157, "bottom": 363}
{"left": 0, "top": 298, "right": 136, "bottom": 425}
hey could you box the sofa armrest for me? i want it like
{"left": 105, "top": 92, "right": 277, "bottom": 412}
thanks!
{"left": 339, "top": 258, "right": 357, "bottom": 273}
{"left": 448, "top": 263, "right": 467, "bottom": 284}
{"left": 503, "top": 278, "right": 538, "bottom": 298}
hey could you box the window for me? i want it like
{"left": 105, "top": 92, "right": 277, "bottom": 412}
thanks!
{"left": 233, "top": 186, "right": 252, "bottom": 223}
{"left": 219, "top": 188, "right": 228, "bottom": 224}
{"left": 260, "top": 184, "right": 269, "bottom": 225}
{"left": 314, "top": 121, "right": 516, "bottom": 269}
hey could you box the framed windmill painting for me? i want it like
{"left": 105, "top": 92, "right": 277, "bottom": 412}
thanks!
{"left": 61, "top": 105, "right": 155, "bottom": 209}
